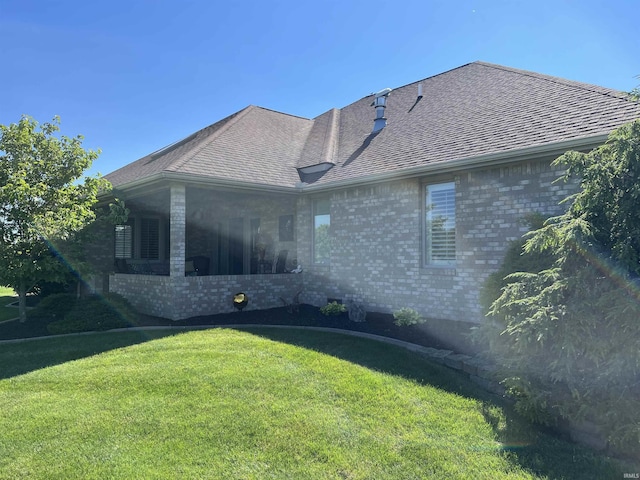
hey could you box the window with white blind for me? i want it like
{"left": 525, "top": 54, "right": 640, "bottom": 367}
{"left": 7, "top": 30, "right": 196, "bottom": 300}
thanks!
{"left": 114, "top": 222, "right": 133, "bottom": 259}
{"left": 425, "top": 182, "right": 456, "bottom": 265}
{"left": 114, "top": 216, "right": 161, "bottom": 260}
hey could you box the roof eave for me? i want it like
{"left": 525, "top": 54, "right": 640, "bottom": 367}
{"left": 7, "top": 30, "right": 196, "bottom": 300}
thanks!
{"left": 104, "top": 133, "right": 610, "bottom": 197}
{"left": 105, "top": 171, "right": 300, "bottom": 196}
{"left": 300, "top": 134, "right": 609, "bottom": 192}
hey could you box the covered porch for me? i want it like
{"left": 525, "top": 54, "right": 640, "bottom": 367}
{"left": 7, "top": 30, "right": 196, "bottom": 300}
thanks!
{"left": 108, "top": 183, "right": 305, "bottom": 320}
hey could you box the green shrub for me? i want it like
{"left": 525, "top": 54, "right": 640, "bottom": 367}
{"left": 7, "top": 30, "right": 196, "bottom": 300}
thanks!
{"left": 46, "top": 317, "right": 88, "bottom": 335}
{"left": 28, "top": 293, "right": 77, "bottom": 322}
{"left": 319, "top": 301, "right": 346, "bottom": 316}
{"left": 476, "top": 121, "right": 640, "bottom": 457}
{"left": 479, "top": 212, "right": 553, "bottom": 315}
{"left": 101, "top": 293, "right": 139, "bottom": 325}
{"left": 31, "top": 293, "right": 139, "bottom": 335}
{"left": 32, "top": 280, "right": 76, "bottom": 299}
{"left": 25, "top": 290, "right": 138, "bottom": 335}
{"left": 392, "top": 308, "right": 424, "bottom": 326}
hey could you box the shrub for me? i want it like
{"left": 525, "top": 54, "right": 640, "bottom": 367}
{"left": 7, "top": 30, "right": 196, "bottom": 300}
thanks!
{"left": 32, "top": 280, "right": 76, "bottom": 299}
{"left": 47, "top": 294, "right": 137, "bottom": 334}
{"left": 28, "top": 293, "right": 77, "bottom": 322}
{"left": 392, "top": 308, "right": 425, "bottom": 326}
{"left": 478, "top": 213, "right": 553, "bottom": 315}
{"left": 27, "top": 293, "right": 139, "bottom": 335}
{"left": 476, "top": 121, "right": 640, "bottom": 457}
{"left": 320, "top": 301, "right": 346, "bottom": 316}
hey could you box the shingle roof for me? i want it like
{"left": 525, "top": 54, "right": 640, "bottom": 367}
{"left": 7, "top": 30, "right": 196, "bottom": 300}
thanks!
{"left": 106, "top": 62, "right": 640, "bottom": 190}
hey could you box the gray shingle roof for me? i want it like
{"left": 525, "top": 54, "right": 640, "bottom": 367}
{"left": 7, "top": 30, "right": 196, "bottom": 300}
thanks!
{"left": 106, "top": 62, "right": 640, "bottom": 190}
{"left": 106, "top": 106, "right": 313, "bottom": 189}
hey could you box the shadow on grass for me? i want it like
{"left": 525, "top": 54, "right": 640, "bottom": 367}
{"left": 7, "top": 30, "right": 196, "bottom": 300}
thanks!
{"left": 0, "top": 296, "right": 20, "bottom": 322}
{"left": 0, "top": 324, "right": 633, "bottom": 478}
{"left": 239, "top": 326, "right": 632, "bottom": 480}
{"left": 0, "top": 329, "right": 180, "bottom": 380}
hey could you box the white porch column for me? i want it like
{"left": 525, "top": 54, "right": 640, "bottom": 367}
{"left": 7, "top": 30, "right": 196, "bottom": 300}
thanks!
{"left": 169, "top": 184, "right": 186, "bottom": 277}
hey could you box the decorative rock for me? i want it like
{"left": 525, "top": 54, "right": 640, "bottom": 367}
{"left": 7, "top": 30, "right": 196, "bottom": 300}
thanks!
{"left": 443, "top": 353, "right": 473, "bottom": 370}
{"left": 423, "top": 349, "right": 454, "bottom": 364}
{"left": 346, "top": 301, "right": 367, "bottom": 322}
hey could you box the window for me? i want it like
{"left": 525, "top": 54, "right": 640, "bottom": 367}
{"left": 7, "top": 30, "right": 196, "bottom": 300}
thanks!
{"left": 114, "top": 216, "right": 161, "bottom": 260}
{"left": 140, "top": 218, "right": 160, "bottom": 259}
{"left": 114, "top": 222, "right": 133, "bottom": 259}
{"left": 313, "top": 198, "right": 331, "bottom": 264}
{"left": 425, "top": 182, "right": 456, "bottom": 265}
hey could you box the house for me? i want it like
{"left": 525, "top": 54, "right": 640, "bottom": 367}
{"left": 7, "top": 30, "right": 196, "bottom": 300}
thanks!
{"left": 93, "top": 61, "right": 640, "bottom": 322}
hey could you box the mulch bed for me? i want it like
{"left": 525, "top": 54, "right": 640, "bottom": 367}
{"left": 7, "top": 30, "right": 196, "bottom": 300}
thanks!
{"left": 136, "top": 304, "right": 481, "bottom": 355}
{"left": 1, "top": 303, "right": 480, "bottom": 356}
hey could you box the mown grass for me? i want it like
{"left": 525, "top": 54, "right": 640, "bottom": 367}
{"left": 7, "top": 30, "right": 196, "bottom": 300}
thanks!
{"left": 0, "top": 328, "right": 632, "bottom": 479}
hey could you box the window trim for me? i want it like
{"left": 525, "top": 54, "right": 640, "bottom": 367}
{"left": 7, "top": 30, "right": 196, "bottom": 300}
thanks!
{"left": 424, "top": 181, "right": 456, "bottom": 267}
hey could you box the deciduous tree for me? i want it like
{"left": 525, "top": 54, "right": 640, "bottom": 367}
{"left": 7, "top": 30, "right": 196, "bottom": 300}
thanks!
{"left": 0, "top": 116, "right": 109, "bottom": 321}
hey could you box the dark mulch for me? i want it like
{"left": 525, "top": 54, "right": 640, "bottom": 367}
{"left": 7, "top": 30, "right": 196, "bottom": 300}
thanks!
{"left": 0, "top": 303, "right": 480, "bottom": 355}
{"left": 136, "top": 304, "right": 481, "bottom": 355}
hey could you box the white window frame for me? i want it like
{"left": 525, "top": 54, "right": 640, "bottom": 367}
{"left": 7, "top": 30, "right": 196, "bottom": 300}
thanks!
{"left": 424, "top": 181, "right": 456, "bottom": 266}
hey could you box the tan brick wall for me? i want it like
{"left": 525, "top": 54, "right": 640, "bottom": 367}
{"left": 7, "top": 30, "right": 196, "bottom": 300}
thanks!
{"left": 110, "top": 272, "right": 304, "bottom": 320}
{"left": 300, "top": 159, "right": 576, "bottom": 323}
{"left": 102, "top": 158, "right": 577, "bottom": 323}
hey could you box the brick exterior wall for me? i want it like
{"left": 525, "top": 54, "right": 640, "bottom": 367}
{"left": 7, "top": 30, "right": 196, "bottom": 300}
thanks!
{"left": 110, "top": 272, "right": 303, "bottom": 320}
{"left": 101, "top": 157, "right": 577, "bottom": 323}
{"left": 105, "top": 186, "right": 304, "bottom": 320}
{"left": 170, "top": 185, "right": 187, "bottom": 277}
{"left": 300, "top": 158, "right": 576, "bottom": 323}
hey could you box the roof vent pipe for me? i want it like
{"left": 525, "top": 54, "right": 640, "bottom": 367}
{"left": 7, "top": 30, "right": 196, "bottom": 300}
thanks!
{"left": 372, "top": 87, "right": 392, "bottom": 133}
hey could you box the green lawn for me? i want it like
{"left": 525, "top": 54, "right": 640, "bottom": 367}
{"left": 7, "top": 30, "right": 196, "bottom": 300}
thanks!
{"left": 0, "top": 328, "right": 632, "bottom": 479}
{"left": 0, "top": 286, "right": 17, "bottom": 322}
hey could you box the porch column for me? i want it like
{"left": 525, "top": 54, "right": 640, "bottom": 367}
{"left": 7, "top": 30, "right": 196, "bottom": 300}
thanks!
{"left": 169, "top": 184, "right": 186, "bottom": 277}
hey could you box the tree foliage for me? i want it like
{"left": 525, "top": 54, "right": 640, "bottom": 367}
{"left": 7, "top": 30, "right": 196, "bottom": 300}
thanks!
{"left": 478, "top": 212, "right": 554, "bottom": 314}
{"left": 479, "top": 120, "right": 640, "bottom": 456}
{"left": 0, "top": 116, "right": 110, "bottom": 321}
{"left": 630, "top": 74, "right": 640, "bottom": 102}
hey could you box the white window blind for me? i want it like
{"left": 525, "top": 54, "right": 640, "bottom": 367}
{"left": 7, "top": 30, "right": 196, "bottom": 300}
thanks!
{"left": 114, "top": 223, "right": 133, "bottom": 259}
{"left": 426, "top": 182, "right": 456, "bottom": 265}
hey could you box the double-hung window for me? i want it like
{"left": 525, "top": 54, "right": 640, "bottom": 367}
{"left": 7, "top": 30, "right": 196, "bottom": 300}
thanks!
{"left": 425, "top": 182, "right": 456, "bottom": 265}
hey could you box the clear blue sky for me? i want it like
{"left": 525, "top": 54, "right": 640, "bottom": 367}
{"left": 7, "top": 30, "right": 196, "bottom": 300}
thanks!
{"left": 1, "top": 0, "right": 638, "bottom": 178}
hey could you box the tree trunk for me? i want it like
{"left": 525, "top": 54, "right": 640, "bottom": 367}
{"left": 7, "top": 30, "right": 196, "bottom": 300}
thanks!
{"left": 18, "top": 282, "right": 27, "bottom": 323}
